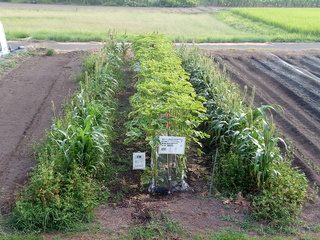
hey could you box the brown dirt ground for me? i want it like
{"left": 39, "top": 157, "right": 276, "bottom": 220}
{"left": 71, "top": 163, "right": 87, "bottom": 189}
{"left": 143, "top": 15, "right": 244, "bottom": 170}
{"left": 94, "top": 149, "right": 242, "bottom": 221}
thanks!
{"left": 1, "top": 49, "right": 320, "bottom": 239}
{"left": 0, "top": 50, "right": 84, "bottom": 204}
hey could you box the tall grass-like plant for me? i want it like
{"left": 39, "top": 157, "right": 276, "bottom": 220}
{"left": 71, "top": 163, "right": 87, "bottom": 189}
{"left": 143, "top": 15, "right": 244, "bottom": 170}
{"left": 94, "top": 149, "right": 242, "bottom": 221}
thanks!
{"left": 179, "top": 47, "right": 307, "bottom": 225}
{"left": 180, "top": 47, "right": 282, "bottom": 189}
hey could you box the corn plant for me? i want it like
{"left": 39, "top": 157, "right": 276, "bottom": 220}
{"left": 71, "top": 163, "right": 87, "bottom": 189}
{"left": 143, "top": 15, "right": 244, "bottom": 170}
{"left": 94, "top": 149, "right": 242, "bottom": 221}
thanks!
{"left": 179, "top": 47, "right": 307, "bottom": 224}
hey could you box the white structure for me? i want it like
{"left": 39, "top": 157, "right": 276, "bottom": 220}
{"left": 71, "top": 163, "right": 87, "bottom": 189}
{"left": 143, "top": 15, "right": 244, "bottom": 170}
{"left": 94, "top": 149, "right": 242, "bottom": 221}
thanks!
{"left": 0, "top": 21, "right": 10, "bottom": 56}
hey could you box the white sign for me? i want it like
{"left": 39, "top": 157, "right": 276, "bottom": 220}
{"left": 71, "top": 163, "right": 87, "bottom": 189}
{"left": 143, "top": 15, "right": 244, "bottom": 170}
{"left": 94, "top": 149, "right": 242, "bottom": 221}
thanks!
{"left": 158, "top": 136, "right": 186, "bottom": 155}
{"left": 133, "top": 152, "right": 146, "bottom": 170}
{"left": 0, "top": 21, "right": 9, "bottom": 56}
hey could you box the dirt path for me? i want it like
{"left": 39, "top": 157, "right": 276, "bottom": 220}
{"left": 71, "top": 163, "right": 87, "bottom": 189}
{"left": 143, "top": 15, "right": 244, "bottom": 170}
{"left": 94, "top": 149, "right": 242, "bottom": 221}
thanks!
{"left": 0, "top": 51, "right": 83, "bottom": 200}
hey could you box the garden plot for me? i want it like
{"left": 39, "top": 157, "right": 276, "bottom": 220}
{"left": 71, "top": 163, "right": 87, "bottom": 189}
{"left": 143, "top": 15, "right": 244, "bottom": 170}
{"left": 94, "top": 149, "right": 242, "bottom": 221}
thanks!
{"left": 210, "top": 50, "right": 320, "bottom": 186}
{"left": 1, "top": 48, "right": 320, "bottom": 236}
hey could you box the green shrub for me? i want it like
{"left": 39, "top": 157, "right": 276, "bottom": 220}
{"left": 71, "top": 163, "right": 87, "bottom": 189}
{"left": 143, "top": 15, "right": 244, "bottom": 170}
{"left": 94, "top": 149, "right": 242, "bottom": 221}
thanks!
{"left": 154, "top": 0, "right": 199, "bottom": 6}
{"left": 252, "top": 161, "right": 307, "bottom": 228}
{"left": 45, "top": 48, "right": 56, "bottom": 56}
{"left": 9, "top": 163, "right": 101, "bottom": 232}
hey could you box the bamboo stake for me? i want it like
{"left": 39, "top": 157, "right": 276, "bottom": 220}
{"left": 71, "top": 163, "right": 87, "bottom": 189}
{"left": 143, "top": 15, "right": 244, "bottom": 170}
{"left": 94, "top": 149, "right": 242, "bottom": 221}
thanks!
{"left": 209, "top": 148, "right": 218, "bottom": 196}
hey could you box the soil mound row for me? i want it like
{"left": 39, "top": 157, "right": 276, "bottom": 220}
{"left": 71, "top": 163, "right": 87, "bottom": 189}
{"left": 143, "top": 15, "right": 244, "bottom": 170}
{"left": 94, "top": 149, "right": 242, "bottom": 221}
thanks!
{"left": 0, "top": 51, "right": 83, "bottom": 200}
{"left": 210, "top": 50, "right": 320, "bottom": 185}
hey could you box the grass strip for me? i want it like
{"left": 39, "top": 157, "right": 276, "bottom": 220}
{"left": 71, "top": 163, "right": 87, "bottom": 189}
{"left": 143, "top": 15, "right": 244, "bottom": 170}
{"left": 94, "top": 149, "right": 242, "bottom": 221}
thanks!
{"left": 215, "top": 10, "right": 318, "bottom": 42}
{"left": 201, "top": 0, "right": 320, "bottom": 7}
{"left": 2, "top": 7, "right": 320, "bottom": 43}
{"left": 231, "top": 8, "right": 320, "bottom": 36}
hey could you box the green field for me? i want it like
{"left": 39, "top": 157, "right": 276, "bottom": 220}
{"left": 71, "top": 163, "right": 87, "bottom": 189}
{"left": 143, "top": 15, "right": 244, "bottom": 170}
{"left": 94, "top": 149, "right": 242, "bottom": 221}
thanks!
{"left": 231, "top": 8, "right": 320, "bottom": 35}
{"left": 5, "top": 0, "right": 320, "bottom": 7}
{"left": 201, "top": 0, "right": 320, "bottom": 7}
{"left": 1, "top": 7, "right": 320, "bottom": 42}
{"left": 1, "top": 8, "right": 247, "bottom": 42}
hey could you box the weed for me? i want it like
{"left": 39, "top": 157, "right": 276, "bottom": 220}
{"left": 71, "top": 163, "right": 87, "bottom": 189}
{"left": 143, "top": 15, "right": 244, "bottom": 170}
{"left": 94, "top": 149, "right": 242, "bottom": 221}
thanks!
{"left": 45, "top": 48, "right": 56, "bottom": 56}
{"left": 0, "top": 234, "right": 43, "bottom": 240}
{"left": 220, "top": 214, "right": 254, "bottom": 231}
{"left": 126, "top": 214, "right": 184, "bottom": 239}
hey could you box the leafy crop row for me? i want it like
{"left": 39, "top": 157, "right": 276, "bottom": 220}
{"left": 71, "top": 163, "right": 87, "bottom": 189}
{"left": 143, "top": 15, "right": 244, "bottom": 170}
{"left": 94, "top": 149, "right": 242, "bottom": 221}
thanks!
{"left": 179, "top": 47, "right": 307, "bottom": 227}
{"left": 125, "top": 33, "right": 207, "bottom": 190}
{"left": 8, "top": 39, "right": 125, "bottom": 232}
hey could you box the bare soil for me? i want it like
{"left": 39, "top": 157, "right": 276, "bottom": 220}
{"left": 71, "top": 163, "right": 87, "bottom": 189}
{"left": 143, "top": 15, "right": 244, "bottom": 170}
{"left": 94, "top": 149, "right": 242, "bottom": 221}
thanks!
{"left": 1, "top": 49, "right": 320, "bottom": 238}
{"left": 0, "top": 50, "right": 84, "bottom": 200}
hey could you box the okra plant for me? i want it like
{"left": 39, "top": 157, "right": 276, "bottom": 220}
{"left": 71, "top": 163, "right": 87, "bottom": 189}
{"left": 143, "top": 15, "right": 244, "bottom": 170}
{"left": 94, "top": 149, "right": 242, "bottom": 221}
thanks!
{"left": 125, "top": 34, "right": 207, "bottom": 189}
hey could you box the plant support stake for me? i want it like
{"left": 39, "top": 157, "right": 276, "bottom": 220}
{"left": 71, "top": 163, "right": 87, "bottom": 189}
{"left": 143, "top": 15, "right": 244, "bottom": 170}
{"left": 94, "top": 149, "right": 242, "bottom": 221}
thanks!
{"left": 209, "top": 148, "right": 218, "bottom": 196}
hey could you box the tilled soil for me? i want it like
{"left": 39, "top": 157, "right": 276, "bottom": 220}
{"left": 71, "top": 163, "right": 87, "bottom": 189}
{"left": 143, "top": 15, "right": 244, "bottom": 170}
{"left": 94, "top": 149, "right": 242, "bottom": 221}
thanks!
{"left": 0, "top": 51, "right": 83, "bottom": 201}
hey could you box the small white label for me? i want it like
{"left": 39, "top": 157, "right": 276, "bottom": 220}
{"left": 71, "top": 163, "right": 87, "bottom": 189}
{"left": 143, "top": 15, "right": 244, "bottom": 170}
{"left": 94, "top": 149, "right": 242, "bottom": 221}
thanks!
{"left": 158, "top": 136, "right": 186, "bottom": 155}
{"left": 133, "top": 152, "right": 146, "bottom": 170}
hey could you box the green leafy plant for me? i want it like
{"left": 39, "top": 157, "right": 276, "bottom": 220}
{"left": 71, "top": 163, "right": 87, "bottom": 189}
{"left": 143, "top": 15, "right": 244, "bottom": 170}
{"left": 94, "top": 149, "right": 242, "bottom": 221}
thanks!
{"left": 9, "top": 163, "right": 100, "bottom": 233}
{"left": 127, "top": 214, "right": 184, "bottom": 239}
{"left": 125, "top": 33, "right": 207, "bottom": 190}
{"left": 45, "top": 48, "right": 56, "bottom": 56}
{"left": 252, "top": 161, "right": 307, "bottom": 229}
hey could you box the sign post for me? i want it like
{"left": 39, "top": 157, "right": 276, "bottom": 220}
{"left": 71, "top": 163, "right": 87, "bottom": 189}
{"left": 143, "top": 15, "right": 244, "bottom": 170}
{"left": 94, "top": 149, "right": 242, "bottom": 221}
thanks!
{"left": 158, "top": 136, "right": 186, "bottom": 193}
{"left": 133, "top": 152, "right": 146, "bottom": 189}
{"left": 158, "top": 136, "right": 186, "bottom": 155}
{"left": 0, "top": 21, "right": 9, "bottom": 57}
